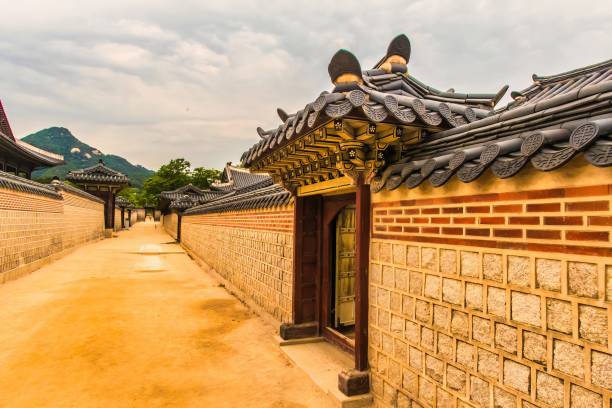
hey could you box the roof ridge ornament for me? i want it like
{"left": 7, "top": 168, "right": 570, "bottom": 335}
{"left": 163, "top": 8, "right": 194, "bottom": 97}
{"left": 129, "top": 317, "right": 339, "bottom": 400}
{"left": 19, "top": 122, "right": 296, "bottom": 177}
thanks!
{"left": 328, "top": 49, "right": 363, "bottom": 86}
{"left": 377, "top": 34, "right": 410, "bottom": 74}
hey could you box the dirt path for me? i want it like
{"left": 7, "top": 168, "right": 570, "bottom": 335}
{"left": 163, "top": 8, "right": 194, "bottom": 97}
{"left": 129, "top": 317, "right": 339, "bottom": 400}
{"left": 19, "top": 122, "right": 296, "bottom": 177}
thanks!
{"left": 0, "top": 222, "right": 334, "bottom": 408}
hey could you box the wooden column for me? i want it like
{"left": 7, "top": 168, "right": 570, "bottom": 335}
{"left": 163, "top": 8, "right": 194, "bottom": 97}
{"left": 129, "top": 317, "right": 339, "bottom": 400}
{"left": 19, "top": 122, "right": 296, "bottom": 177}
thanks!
{"left": 354, "top": 174, "right": 370, "bottom": 371}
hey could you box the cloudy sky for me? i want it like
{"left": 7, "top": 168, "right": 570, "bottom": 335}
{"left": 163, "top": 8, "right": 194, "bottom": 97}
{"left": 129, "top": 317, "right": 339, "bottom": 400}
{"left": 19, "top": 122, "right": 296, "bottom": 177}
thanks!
{"left": 1, "top": 0, "right": 611, "bottom": 171}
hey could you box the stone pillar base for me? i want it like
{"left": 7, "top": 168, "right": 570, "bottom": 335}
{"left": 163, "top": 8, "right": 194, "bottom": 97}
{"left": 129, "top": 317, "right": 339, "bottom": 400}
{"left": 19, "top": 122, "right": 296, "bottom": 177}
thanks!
{"left": 279, "top": 322, "right": 318, "bottom": 340}
{"left": 104, "top": 229, "right": 113, "bottom": 238}
{"left": 338, "top": 369, "right": 369, "bottom": 396}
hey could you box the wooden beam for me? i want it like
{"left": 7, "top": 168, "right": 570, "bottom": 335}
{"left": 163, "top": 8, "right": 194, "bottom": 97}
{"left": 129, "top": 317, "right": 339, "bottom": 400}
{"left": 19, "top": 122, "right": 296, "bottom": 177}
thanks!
{"left": 354, "top": 174, "right": 370, "bottom": 372}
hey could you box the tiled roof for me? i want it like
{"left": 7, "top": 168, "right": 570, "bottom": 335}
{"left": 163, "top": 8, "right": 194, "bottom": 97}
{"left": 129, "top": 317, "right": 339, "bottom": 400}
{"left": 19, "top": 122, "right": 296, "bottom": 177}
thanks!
{"left": 52, "top": 181, "right": 104, "bottom": 203}
{"left": 211, "top": 163, "right": 271, "bottom": 191}
{"left": 371, "top": 60, "right": 612, "bottom": 192}
{"left": 66, "top": 160, "right": 130, "bottom": 185}
{"left": 241, "top": 35, "right": 506, "bottom": 167}
{"left": 115, "top": 195, "right": 134, "bottom": 208}
{"left": 0, "top": 170, "right": 62, "bottom": 199}
{"left": 184, "top": 183, "right": 291, "bottom": 215}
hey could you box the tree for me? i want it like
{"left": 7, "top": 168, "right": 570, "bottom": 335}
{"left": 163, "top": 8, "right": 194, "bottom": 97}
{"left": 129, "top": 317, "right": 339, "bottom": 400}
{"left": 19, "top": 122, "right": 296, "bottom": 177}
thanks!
{"left": 191, "top": 167, "right": 222, "bottom": 189}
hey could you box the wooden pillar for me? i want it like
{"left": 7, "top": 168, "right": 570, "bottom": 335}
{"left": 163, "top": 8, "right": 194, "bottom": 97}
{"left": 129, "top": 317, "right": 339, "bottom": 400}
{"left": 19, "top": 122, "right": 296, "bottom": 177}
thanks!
{"left": 121, "top": 208, "right": 125, "bottom": 229}
{"left": 177, "top": 213, "right": 182, "bottom": 242}
{"left": 354, "top": 174, "right": 370, "bottom": 371}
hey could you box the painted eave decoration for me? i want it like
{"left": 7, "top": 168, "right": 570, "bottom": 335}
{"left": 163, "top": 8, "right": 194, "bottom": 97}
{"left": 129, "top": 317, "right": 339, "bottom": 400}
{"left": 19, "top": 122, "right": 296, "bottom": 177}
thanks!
{"left": 66, "top": 159, "right": 130, "bottom": 185}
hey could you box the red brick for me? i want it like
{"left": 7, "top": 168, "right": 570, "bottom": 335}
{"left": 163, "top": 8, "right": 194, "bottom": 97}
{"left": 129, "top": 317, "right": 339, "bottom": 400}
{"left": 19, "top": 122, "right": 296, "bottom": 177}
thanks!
{"left": 588, "top": 216, "right": 612, "bottom": 226}
{"left": 564, "top": 185, "right": 610, "bottom": 198}
{"left": 374, "top": 217, "right": 381, "bottom": 223}
{"left": 375, "top": 225, "right": 387, "bottom": 232}
{"left": 493, "top": 204, "right": 523, "bottom": 213}
{"left": 404, "top": 208, "right": 419, "bottom": 215}
{"left": 422, "top": 208, "right": 440, "bottom": 214}
{"left": 442, "top": 227, "right": 463, "bottom": 235}
{"left": 381, "top": 217, "right": 394, "bottom": 223}
{"left": 493, "top": 229, "right": 523, "bottom": 238}
{"left": 412, "top": 217, "right": 429, "bottom": 224}
{"left": 389, "top": 209, "right": 403, "bottom": 215}
{"left": 421, "top": 227, "right": 440, "bottom": 234}
{"left": 565, "top": 201, "right": 610, "bottom": 212}
{"left": 526, "top": 188, "right": 564, "bottom": 199}
{"left": 453, "top": 217, "right": 476, "bottom": 224}
{"left": 375, "top": 209, "right": 388, "bottom": 215}
{"left": 403, "top": 226, "right": 419, "bottom": 233}
{"left": 466, "top": 228, "right": 490, "bottom": 237}
{"left": 431, "top": 217, "right": 451, "bottom": 224}
{"left": 508, "top": 216, "right": 540, "bottom": 225}
{"left": 396, "top": 217, "right": 412, "bottom": 224}
{"left": 479, "top": 216, "right": 505, "bottom": 225}
{"left": 442, "top": 207, "right": 463, "bottom": 214}
{"left": 526, "top": 203, "right": 560, "bottom": 212}
{"left": 388, "top": 226, "right": 403, "bottom": 233}
{"left": 544, "top": 216, "right": 583, "bottom": 226}
{"left": 466, "top": 206, "right": 490, "bottom": 213}
{"left": 526, "top": 230, "right": 561, "bottom": 239}
{"left": 565, "top": 230, "right": 609, "bottom": 241}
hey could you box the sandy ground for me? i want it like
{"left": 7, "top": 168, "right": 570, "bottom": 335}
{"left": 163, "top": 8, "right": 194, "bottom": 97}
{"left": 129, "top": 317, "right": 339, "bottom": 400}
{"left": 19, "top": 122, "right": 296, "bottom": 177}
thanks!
{"left": 0, "top": 222, "right": 334, "bottom": 408}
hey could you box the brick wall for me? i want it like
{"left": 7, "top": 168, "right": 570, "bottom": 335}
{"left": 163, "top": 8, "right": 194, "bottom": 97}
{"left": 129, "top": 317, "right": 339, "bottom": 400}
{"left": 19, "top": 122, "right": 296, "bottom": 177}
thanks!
{"left": 162, "top": 212, "right": 179, "bottom": 240}
{"left": 114, "top": 207, "right": 122, "bottom": 231}
{"left": 0, "top": 187, "right": 104, "bottom": 284}
{"left": 181, "top": 206, "right": 294, "bottom": 322}
{"left": 368, "top": 159, "right": 611, "bottom": 408}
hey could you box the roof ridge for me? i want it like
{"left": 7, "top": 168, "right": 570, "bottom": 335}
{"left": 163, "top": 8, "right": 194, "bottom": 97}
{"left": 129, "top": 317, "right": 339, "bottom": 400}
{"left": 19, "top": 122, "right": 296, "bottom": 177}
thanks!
{"left": 533, "top": 59, "right": 612, "bottom": 83}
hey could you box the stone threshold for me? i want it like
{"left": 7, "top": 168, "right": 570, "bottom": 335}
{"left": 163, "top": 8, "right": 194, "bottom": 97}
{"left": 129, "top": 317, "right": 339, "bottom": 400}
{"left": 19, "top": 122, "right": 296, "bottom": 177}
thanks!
{"left": 277, "top": 337, "right": 373, "bottom": 408}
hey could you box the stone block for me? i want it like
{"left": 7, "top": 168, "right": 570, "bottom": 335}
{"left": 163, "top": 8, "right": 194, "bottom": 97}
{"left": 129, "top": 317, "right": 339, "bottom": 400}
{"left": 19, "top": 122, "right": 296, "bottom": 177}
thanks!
{"left": 421, "top": 327, "right": 434, "bottom": 350}
{"left": 382, "top": 265, "right": 395, "bottom": 287}
{"left": 535, "top": 258, "right": 561, "bottom": 291}
{"left": 415, "top": 299, "right": 431, "bottom": 324}
{"left": 523, "top": 331, "right": 546, "bottom": 364}
{"left": 451, "top": 310, "right": 469, "bottom": 338}
{"left": 378, "top": 287, "right": 391, "bottom": 309}
{"left": 446, "top": 365, "right": 467, "bottom": 394}
{"left": 425, "top": 354, "right": 444, "bottom": 383}
{"left": 570, "top": 384, "right": 602, "bottom": 408}
{"left": 421, "top": 247, "right": 437, "bottom": 271}
{"left": 390, "top": 292, "right": 402, "bottom": 313}
{"left": 536, "top": 371, "right": 564, "bottom": 408}
{"left": 442, "top": 278, "right": 463, "bottom": 305}
{"left": 503, "top": 359, "right": 530, "bottom": 394}
{"left": 511, "top": 291, "right": 541, "bottom": 327}
{"left": 578, "top": 304, "right": 608, "bottom": 345}
{"left": 409, "top": 271, "right": 423, "bottom": 295}
{"left": 382, "top": 333, "right": 394, "bottom": 355}
{"left": 456, "top": 341, "right": 475, "bottom": 369}
{"left": 460, "top": 251, "right": 480, "bottom": 277}
{"left": 591, "top": 350, "right": 612, "bottom": 390}
{"left": 568, "top": 261, "right": 599, "bottom": 298}
{"left": 495, "top": 323, "right": 517, "bottom": 354}
{"left": 606, "top": 265, "right": 612, "bottom": 301}
{"left": 391, "top": 314, "right": 404, "bottom": 335}
{"left": 470, "top": 376, "right": 490, "bottom": 407}
{"left": 407, "top": 246, "right": 419, "bottom": 268}
{"left": 546, "top": 298, "right": 572, "bottom": 334}
{"left": 472, "top": 316, "right": 491, "bottom": 344}
{"left": 436, "top": 387, "right": 454, "bottom": 408}
{"left": 402, "top": 295, "right": 414, "bottom": 318}
{"left": 394, "top": 338, "right": 407, "bottom": 361}
{"left": 388, "top": 359, "right": 401, "bottom": 386}
{"left": 508, "top": 255, "right": 530, "bottom": 287}
{"left": 371, "top": 242, "right": 380, "bottom": 261}
{"left": 402, "top": 368, "right": 418, "bottom": 395}
{"left": 477, "top": 348, "right": 499, "bottom": 379}
{"left": 433, "top": 304, "right": 450, "bottom": 330}
{"left": 483, "top": 253, "right": 503, "bottom": 282}
{"left": 553, "top": 339, "right": 584, "bottom": 378}
{"left": 487, "top": 286, "right": 506, "bottom": 317}
{"left": 371, "top": 263, "right": 382, "bottom": 284}
{"left": 493, "top": 387, "right": 516, "bottom": 408}
{"left": 393, "top": 244, "right": 406, "bottom": 265}
{"left": 405, "top": 320, "right": 419, "bottom": 344}
{"left": 465, "top": 282, "right": 483, "bottom": 311}
{"left": 397, "top": 391, "right": 411, "bottom": 408}
{"left": 419, "top": 376, "right": 435, "bottom": 404}
{"left": 439, "top": 249, "right": 457, "bottom": 275}
{"left": 437, "top": 332, "right": 453, "bottom": 360}
{"left": 380, "top": 243, "right": 392, "bottom": 263}
{"left": 395, "top": 267, "right": 408, "bottom": 291}
{"left": 378, "top": 310, "right": 390, "bottom": 331}
{"left": 424, "top": 274, "right": 441, "bottom": 300}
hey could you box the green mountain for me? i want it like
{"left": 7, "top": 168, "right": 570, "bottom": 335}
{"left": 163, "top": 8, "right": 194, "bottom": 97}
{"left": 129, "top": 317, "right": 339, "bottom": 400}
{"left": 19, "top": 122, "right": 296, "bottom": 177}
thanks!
{"left": 22, "top": 127, "right": 154, "bottom": 188}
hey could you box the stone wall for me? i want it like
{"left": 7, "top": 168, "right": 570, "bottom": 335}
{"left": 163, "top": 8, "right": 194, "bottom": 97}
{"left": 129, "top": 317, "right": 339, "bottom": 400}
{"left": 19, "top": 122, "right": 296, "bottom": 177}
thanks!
{"left": 162, "top": 212, "right": 179, "bottom": 240}
{"left": 368, "top": 159, "right": 611, "bottom": 408}
{"left": 0, "top": 183, "right": 104, "bottom": 284}
{"left": 181, "top": 206, "right": 294, "bottom": 322}
{"left": 114, "top": 207, "right": 122, "bottom": 231}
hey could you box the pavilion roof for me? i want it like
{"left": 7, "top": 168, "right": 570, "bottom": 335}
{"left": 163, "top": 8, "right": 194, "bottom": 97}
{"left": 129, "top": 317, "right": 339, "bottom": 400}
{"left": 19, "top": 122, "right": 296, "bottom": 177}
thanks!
{"left": 370, "top": 59, "right": 612, "bottom": 191}
{"left": 66, "top": 160, "right": 130, "bottom": 185}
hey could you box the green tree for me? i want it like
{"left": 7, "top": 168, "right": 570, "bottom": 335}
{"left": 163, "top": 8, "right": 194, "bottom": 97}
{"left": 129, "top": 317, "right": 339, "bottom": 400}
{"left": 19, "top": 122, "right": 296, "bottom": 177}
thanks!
{"left": 191, "top": 167, "right": 221, "bottom": 189}
{"left": 142, "top": 158, "right": 192, "bottom": 197}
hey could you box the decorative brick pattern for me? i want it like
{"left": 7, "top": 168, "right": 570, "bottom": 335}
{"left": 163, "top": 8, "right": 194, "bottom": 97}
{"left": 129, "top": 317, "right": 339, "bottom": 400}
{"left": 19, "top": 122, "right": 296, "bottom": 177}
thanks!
{"left": 0, "top": 188, "right": 104, "bottom": 284}
{"left": 181, "top": 207, "right": 293, "bottom": 322}
{"left": 369, "top": 183, "right": 611, "bottom": 408}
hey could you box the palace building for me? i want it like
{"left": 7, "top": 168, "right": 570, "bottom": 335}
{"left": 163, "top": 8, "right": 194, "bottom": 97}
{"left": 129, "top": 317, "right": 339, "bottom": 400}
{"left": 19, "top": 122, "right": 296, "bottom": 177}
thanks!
{"left": 167, "top": 35, "right": 612, "bottom": 407}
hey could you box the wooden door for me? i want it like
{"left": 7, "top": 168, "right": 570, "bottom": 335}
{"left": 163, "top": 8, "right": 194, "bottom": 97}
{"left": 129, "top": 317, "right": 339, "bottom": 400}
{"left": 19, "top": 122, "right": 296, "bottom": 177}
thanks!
{"left": 335, "top": 205, "right": 356, "bottom": 327}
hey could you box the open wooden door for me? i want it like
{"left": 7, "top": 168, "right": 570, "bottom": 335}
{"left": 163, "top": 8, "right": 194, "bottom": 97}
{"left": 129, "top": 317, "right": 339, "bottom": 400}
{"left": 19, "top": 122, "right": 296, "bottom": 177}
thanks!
{"left": 334, "top": 205, "right": 356, "bottom": 327}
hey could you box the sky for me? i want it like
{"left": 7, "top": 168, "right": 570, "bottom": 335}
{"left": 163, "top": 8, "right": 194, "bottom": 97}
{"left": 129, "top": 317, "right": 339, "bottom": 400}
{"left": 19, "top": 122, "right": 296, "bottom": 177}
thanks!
{"left": 1, "top": 0, "right": 611, "bottom": 171}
